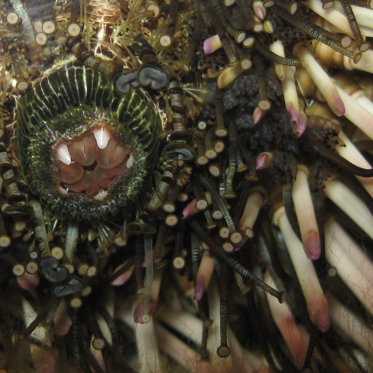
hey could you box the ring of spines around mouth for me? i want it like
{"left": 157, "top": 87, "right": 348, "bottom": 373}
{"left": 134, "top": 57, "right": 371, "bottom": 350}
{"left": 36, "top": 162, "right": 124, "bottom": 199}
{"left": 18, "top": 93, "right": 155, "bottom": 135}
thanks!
{"left": 16, "top": 64, "right": 162, "bottom": 221}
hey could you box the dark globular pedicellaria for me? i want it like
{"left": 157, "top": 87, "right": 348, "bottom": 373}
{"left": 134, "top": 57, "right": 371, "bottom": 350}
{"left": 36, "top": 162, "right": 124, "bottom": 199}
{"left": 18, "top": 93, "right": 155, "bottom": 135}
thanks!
{"left": 0, "top": 0, "right": 373, "bottom": 373}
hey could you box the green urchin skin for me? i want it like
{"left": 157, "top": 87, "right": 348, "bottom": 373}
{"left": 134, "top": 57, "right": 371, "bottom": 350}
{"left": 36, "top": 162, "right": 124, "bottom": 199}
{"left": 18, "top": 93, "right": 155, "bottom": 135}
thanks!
{"left": 16, "top": 65, "right": 161, "bottom": 220}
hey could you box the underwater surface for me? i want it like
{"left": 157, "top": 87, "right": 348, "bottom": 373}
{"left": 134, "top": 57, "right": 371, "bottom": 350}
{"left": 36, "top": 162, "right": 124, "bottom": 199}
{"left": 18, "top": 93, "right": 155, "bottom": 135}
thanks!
{"left": 0, "top": 0, "right": 373, "bottom": 372}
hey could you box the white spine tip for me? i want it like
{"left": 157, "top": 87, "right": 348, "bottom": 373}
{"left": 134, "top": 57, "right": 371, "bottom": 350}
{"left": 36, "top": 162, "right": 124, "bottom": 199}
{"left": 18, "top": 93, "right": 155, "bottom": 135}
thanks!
{"left": 7, "top": 12, "right": 18, "bottom": 24}
{"left": 141, "top": 314, "right": 151, "bottom": 324}
{"left": 160, "top": 35, "right": 171, "bottom": 47}
{"left": 35, "top": 32, "right": 47, "bottom": 46}
{"left": 42, "top": 21, "right": 56, "bottom": 34}
{"left": 68, "top": 23, "right": 81, "bottom": 37}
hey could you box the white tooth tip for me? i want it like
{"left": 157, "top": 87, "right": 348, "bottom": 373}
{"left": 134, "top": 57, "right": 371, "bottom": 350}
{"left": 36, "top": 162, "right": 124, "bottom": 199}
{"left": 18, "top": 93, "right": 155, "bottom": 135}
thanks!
{"left": 58, "top": 186, "right": 68, "bottom": 195}
{"left": 94, "top": 190, "right": 108, "bottom": 200}
{"left": 126, "top": 153, "right": 134, "bottom": 168}
{"left": 93, "top": 127, "right": 110, "bottom": 149}
{"left": 56, "top": 143, "right": 71, "bottom": 165}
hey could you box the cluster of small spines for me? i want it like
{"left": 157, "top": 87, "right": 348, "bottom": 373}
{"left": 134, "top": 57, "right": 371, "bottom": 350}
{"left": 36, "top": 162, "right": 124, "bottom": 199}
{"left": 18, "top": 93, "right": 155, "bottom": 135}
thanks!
{"left": 145, "top": 223, "right": 247, "bottom": 362}
{"left": 8, "top": 47, "right": 30, "bottom": 91}
{"left": 183, "top": 121, "right": 268, "bottom": 254}
{"left": 117, "top": 33, "right": 202, "bottom": 233}
{"left": 112, "top": 34, "right": 211, "bottom": 323}
{"left": 1, "top": 0, "right": 150, "bottom": 98}
{"left": 119, "top": 0, "right": 193, "bottom": 67}
{"left": 14, "top": 202, "right": 114, "bottom": 304}
{"left": 150, "top": 0, "right": 179, "bottom": 49}
{"left": 68, "top": 37, "right": 122, "bottom": 77}
{"left": 105, "top": 0, "right": 189, "bottom": 60}
{"left": 0, "top": 116, "right": 34, "bottom": 252}
{"left": 193, "top": 87, "right": 229, "bottom": 171}
{"left": 7, "top": 221, "right": 134, "bottom": 372}
{"left": 187, "top": 136, "right": 260, "bottom": 254}
{"left": 4, "top": 0, "right": 62, "bottom": 62}
{"left": 126, "top": 153, "right": 193, "bottom": 235}
{"left": 0, "top": 1, "right": 57, "bottom": 95}
{"left": 201, "top": 0, "right": 373, "bottom": 126}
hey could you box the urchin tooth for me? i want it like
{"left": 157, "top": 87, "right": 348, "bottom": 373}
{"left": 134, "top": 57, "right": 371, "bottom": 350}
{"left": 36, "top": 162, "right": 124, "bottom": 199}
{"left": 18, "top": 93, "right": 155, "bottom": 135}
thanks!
{"left": 56, "top": 143, "right": 71, "bottom": 165}
{"left": 94, "top": 190, "right": 108, "bottom": 201}
{"left": 93, "top": 127, "right": 111, "bottom": 150}
{"left": 126, "top": 153, "right": 134, "bottom": 168}
{"left": 58, "top": 186, "right": 68, "bottom": 195}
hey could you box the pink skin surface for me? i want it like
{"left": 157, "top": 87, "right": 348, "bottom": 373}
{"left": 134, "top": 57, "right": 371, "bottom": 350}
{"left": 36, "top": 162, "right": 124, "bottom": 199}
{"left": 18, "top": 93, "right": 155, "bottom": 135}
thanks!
{"left": 53, "top": 311, "right": 73, "bottom": 336}
{"left": 254, "top": 5, "right": 265, "bottom": 21}
{"left": 295, "top": 114, "right": 307, "bottom": 137}
{"left": 253, "top": 107, "right": 265, "bottom": 124}
{"left": 239, "top": 222, "right": 247, "bottom": 231}
{"left": 91, "top": 348, "right": 106, "bottom": 372}
{"left": 286, "top": 102, "right": 300, "bottom": 124}
{"left": 233, "top": 235, "right": 248, "bottom": 251}
{"left": 287, "top": 103, "right": 307, "bottom": 137}
{"left": 133, "top": 299, "right": 157, "bottom": 324}
{"left": 303, "top": 229, "right": 321, "bottom": 260}
{"left": 308, "top": 293, "right": 330, "bottom": 332}
{"left": 110, "top": 269, "right": 133, "bottom": 286}
{"left": 203, "top": 38, "right": 214, "bottom": 55}
{"left": 194, "top": 275, "right": 206, "bottom": 301}
{"left": 277, "top": 316, "right": 308, "bottom": 368}
{"left": 17, "top": 273, "right": 39, "bottom": 291}
{"left": 182, "top": 199, "right": 198, "bottom": 219}
{"left": 256, "top": 154, "right": 268, "bottom": 170}
{"left": 328, "top": 90, "right": 345, "bottom": 117}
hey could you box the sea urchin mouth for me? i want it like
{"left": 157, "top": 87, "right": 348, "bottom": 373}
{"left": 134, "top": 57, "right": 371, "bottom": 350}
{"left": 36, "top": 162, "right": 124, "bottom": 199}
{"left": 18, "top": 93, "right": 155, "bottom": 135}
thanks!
{"left": 16, "top": 65, "right": 162, "bottom": 220}
{"left": 55, "top": 125, "right": 135, "bottom": 200}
